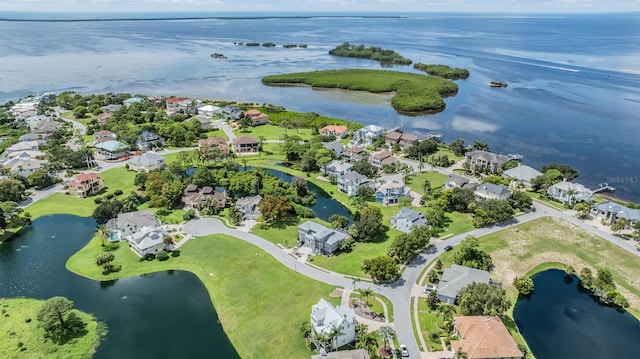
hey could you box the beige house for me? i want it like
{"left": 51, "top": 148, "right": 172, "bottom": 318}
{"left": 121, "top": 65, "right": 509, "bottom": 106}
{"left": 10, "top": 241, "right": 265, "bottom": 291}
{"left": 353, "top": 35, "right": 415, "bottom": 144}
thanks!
{"left": 127, "top": 152, "right": 167, "bottom": 173}
{"left": 451, "top": 316, "right": 523, "bottom": 359}
{"left": 465, "top": 150, "right": 509, "bottom": 174}
{"left": 243, "top": 109, "right": 270, "bottom": 126}
{"left": 68, "top": 173, "right": 104, "bottom": 197}
{"left": 232, "top": 136, "right": 259, "bottom": 153}
{"left": 321, "top": 125, "right": 348, "bottom": 138}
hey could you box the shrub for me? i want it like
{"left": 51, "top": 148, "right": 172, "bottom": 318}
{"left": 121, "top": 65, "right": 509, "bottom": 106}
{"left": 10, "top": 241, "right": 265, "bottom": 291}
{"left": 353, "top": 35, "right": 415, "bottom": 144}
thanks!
{"left": 293, "top": 204, "right": 315, "bottom": 218}
{"left": 156, "top": 250, "right": 169, "bottom": 261}
{"left": 24, "top": 318, "right": 31, "bottom": 323}
{"left": 94, "top": 197, "right": 103, "bottom": 204}
{"left": 143, "top": 253, "right": 155, "bottom": 261}
{"left": 113, "top": 189, "right": 123, "bottom": 196}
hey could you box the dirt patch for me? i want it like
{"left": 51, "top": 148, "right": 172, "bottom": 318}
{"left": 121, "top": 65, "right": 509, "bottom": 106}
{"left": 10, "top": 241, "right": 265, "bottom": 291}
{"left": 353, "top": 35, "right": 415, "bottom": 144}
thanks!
{"left": 329, "top": 288, "right": 343, "bottom": 298}
{"left": 351, "top": 299, "right": 385, "bottom": 322}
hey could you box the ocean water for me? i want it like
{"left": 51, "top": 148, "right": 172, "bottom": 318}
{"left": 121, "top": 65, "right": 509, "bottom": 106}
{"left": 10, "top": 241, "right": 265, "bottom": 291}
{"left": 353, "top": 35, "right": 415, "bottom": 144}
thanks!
{"left": 1, "top": 12, "right": 639, "bottom": 201}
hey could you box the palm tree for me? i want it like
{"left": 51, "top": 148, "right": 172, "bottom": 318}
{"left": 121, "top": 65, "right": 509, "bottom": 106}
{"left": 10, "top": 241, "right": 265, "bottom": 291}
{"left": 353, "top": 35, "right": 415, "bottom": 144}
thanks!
{"left": 95, "top": 224, "right": 111, "bottom": 247}
{"left": 328, "top": 325, "right": 345, "bottom": 351}
{"left": 162, "top": 235, "right": 174, "bottom": 250}
{"left": 439, "top": 304, "right": 456, "bottom": 323}
{"left": 378, "top": 326, "right": 395, "bottom": 353}
{"left": 359, "top": 288, "right": 374, "bottom": 308}
{"left": 122, "top": 193, "right": 139, "bottom": 213}
{"left": 314, "top": 332, "right": 331, "bottom": 352}
{"left": 454, "top": 348, "right": 469, "bottom": 359}
{"left": 299, "top": 321, "right": 311, "bottom": 339}
{"left": 566, "top": 189, "right": 577, "bottom": 207}
{"left": 356, "top": 331, "right": 379, "bottom": 357}
{"left": 96, "top": 251, "right": 115, "bottom": 273}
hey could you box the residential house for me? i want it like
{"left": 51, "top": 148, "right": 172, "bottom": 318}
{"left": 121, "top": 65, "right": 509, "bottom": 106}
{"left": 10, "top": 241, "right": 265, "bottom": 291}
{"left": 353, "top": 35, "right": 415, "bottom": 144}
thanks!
{"left": 243, "top": 109, "right": 270, "bottom": 126}
{"left": 338, "top": 172, "right": 373, "bottom": 197}
{"left": 236, "top": 195, "right": 262, "bottom": 220}
{"left": 127, "top": 152, "right": 167, "bottom": 173}
{"left": 324, "top": 160, "right": 353, "bottom": 179}
{"left": 451, "top": 316, "right": 523, "bottom": 359}
{"left": 465, "top": 150, "right": 509, "bottom": 174}
{"left": 5, "top": 158, "right": 46, "bottom": 177}
{"left": 136, "top": 130, "right": 165, "bottom": 151}
{"left": 24, "top": 114, "right": 50, "bottom": 129}
{"left": 384, "top": 131, "right": 402, "bottom": 147}
{"left": 298, "top": 221, "right": 350, "bottom": 255}
{"left": 19, "top": 133, "right": 48, "bottom": 145}
{"left": 502, "top": 164, "right": 542, "bottom": 188}
{"left": 198, "top": 137, "right": 229, "bottom": 155}
{"left": 474, "top": 183, "right": 511, "bottom": 201}
{"left": 182, "top": 184, "right": 226, "bottom": 210}
{"left": 93, "top": 130, "right": 117, "bottom": 144}
{"left": 591, "top": 201, "right": 640, "bottom": 228}
{"left": 322, "top": 141, "right": 343, "bottom": 159}
{"left": 547, "top": 180, "right": 593, "bottom": 205}
{"left": 221, "top": 105, "right": 243, "bottom": 121}
{"left": 198, "top": 104, "right": 221, "bottom": 117}
{"left": 3, "top": 150, "right": 46, "bottom": 162}
{"left": 369, "top": 150, "right": 395, "bottom": 168}
{"left": 123, "top": 97, "right": 145, "bottom": 106}
{"left": 102, "top": 104, "right": 122, "bottom": 113}
{"left": 445, "top": 174, "right": 470, "bottom": 189}
{"left": 232, "top": 136, "right": 259, "bottom": 153}
{"left": 437, "top": 264, "right": 491, "bottom": 304}
{"left": 128, "top": 226, "right": 170, "bottom": 257}
{"left": 384, "top": 130, "right": 420, "bottom": 148}
{"left": 321, "top": 125, "right": 348, "bottom": 138}
{"left": 311, "top": 349, "right": 370, "bottom": 359}
{"left": 390, "top": 207, "right": 428, "bottom": 233}
{"left": 67, "top": 173, "right": 104, "bottom": 197}
{"left": 10, "top": 101, "right": 39, "bottom": 119}
{"left": 107, "top": 210, "right": 161, "bottom": 241}
{"left": 6, "top": 140, "right": 39, "bottom": 152}
{"left": 376, "top": 180, "right": 411, "bottom": 206}
{"left": 310, "top": 298, "right": 357, "bottom": 351}
{"left": 31, "top": 120, "right": 61, "bottom": 134}
{"left": 95, "top": 140, "right": 129, "bottom": 160}
{"left": 353, "top": 125, "right": 385, "bottom": 146}
{"left": 192, "top": 115, "right": 213, "bottom": 129}
{"left": 97, "top": 112, "right": 115, "bottom": 125}
{"left": 342, "top": 147, "right": 365, "bottom": 163}
{"left": 165, "top": 97, "right": 190, "bottom": 113}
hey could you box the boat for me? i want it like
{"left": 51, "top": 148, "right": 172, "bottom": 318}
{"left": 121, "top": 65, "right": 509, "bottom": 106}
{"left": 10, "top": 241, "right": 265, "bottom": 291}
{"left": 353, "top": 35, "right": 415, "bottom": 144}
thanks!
{"left": 489, "top": 81, "right": 508, "bottom": 88}
{"left": 507, "top": 153, "right": 524, "bottom": 161}
{"left": 210, "top": 53, "right": 227, "bottom": 59}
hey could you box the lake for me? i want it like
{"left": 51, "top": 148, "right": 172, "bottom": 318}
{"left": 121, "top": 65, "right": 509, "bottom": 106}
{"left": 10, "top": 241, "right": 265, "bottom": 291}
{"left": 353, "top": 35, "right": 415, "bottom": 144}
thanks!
{"left": 0, "top": 215, "right": 239, "bottom": 358}
{"left": 514, "top": 269, "right": 640, "bottom": 359}
{"left": 0, "top": 12, "right": 638, "bottom": 201}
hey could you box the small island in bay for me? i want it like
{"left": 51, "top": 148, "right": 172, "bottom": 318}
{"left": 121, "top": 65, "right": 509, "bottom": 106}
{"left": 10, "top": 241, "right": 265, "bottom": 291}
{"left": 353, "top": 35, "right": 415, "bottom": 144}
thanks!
{"left": 413, "top": 63, "right": 470, "bottom": 79}
{"left": 489, "top": 81, "right": 508, "bottom": 87}
{"left": 328, "top": 42, "right": 412, "bottom": 66}
{"left": 210, "top": 53, "right": 227, "bottom": 59}
{"left": 262, "top": 68, "right": 457, "bottom": 113}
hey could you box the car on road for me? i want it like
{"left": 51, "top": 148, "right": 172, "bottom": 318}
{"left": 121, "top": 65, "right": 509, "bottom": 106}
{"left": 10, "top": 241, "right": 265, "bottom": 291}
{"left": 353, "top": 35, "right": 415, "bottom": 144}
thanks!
{"left": 400, "top": 344, "right": 409, "bottom": 357}
{"left": 444, "top": 245, "right": 453, "bottom": 251}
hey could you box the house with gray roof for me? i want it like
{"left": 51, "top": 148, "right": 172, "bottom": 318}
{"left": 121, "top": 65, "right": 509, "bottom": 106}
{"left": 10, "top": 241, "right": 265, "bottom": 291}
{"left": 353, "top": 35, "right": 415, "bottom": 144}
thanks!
{"left": 95, "top": 140, "right": 129, "bottom": 160}
{"left": 128, "top": 226, "right": 170, "bottom": 257}
{"left": 547, "top": 180, "right": 593, "bottom": 205}
{"left": 127, "top": 152, "right": 167, "bottom": 173}
{"left": 376, "top": 180, "right": 411, "bottom": 205}
{"left": 465, "top": 150, "right": 509, "bottom": 174}
{"left": 322, "top": 141, "right": 344, "bottom": 159}
{"left": 502, "top": 164, "right": 542, "bottom": 188}
{"left": 391, "top": 207, "right": 428, "bottom": 233}
{"left": 298, "top": 221, "right": 350, "bottom": 255}
{"left": 136, "top": 130, "right": 165, "bottom": 151}
{"left": 445, "top": 174, "right": 470, "bottom": 189}
{"left": 324, "top": 160, "right": 353, "bottom": 179}
{"left": 338, "top": 172, "right": 373, "bottom": 197}
{"left": 236, "top": 195, "right": 262, "bottom": 220}
{"left": 437, "top": 264, "right": 492, "bottom": 304}
{"left": 353, "top": 124, "right": 385, "bottom": 146}
{"left": 19, "top": 133, "right": 48, "bottom": 145}
{"left": 107, "top": 210, "right": 161, "bottom": 241}
{"left": 310, "top": 298, "right": 356, "bottom": 351}
{"left": 474, "top": 183, "right": 511, "bottom": 201}
{"left": 591, "top": 201, "right": 640, "bottom": 228}
{"left": 6, "top": 140, "right": 39, "bottom": 153}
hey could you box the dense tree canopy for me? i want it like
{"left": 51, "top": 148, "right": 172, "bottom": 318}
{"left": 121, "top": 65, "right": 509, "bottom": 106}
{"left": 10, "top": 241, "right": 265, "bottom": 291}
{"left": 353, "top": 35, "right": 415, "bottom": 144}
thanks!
{"left": 351, "top": 205, "right": 386, "bottom": 242}
{"left": 458, "top": 282, "right": 511, "bottom": 316}
{"left": 361, "top": 255, "right": 399, "bottom": 281}
{"left": 453, "top": 236, "right": 493, "bottom": 271}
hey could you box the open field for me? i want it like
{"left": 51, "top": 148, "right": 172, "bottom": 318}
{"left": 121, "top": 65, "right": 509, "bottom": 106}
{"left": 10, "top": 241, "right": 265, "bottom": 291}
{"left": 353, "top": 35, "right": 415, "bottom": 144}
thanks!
{"left": 66, "top": 233, "right": 341, "bottom": 359}
{"left": 234, "top": 124, "right": 314, "bottom": 141}
{"left": 0, "top": 297, "right": 100, "bottom": 359}
{"left": 404, "top": 171, "right": 447, "bottom": 196}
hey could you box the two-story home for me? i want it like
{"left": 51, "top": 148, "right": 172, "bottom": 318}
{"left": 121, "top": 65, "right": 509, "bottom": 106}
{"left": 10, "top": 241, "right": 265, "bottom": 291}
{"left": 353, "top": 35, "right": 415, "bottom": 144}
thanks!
{"left": 198, "top": 137, "right": 229, "bottom": 155}
{"left": 95, "top": 140, "right": 129, "bottom": 160}
{"left": 465, "top": 150, "right": 509, "bottom": 174}
{"left": 353, "top": 125, "right": 385, "bottom": 146}
{"left": 342, "top": 147, "right": 366, "bottom": 163}
{"left": 128, "top": 226, "right": 171, "bottom": 257}
{"left": 93, "top": 130, "right": 117, "bottom": 144}
{"left": 437, "top": 264, "right": 492, "bottom": 304}
{"left": 298, "top": 221, "right": 350, "bottom": 255}
{"left": 123, "top": 97, "right": 145, "bottom": 107}
{"left": 324, "top": 160, "right": 353, "bottom": 179}
{"left": 384, "top": 130, "right": 420, "bottom": 148}
{"left": 107, "top": 210, "right": 161, "bottom": 241}
{"left": 68, "top": 172, "right": 104, "bottom": 197}
{"left": 232, "top": 136, "right": 260, "bottom": 153}
{"left": 165, "top": 97, "right": 190, "bottom": 113}
{"left": 376, "top": 180, "right": 411, "bottom": 205}
{"left": 338, "top": 172, "right": 374, "bottom": 197}
{"left": 6, "top": 140, "right": 40, "bottom": 153}
{"left": 321, "top": 125, "right": 348, "bottom": 138}
{"left": 445, "top": 174, "right": 470, "bottom": 189}
{"left": 236, "top": 195, "right": 262, "bottom": 220}
{"left": 221, "top": 105, "right": 244, "bottom": 121}
{"left": 97, "top": 111, "right": 115, "bottom": 125}
{"left": 127, "top": 152, "right": 167, "bottom": 173}
{"left": 197, "top": 104, "right": 221, "bottom": 117}
{"left": 451, "top": 316, "right": 524, "bottom": 359}
{"left": 547, "top": 180, "right": 593, "bottom": 205}
{"left": 182, "top": 184, "right": 226, "bottom": 210}
{"left": 369, "top": 150, "right": 396, "bottom": 168}
{"left": 310, "top": 298, "right": 357, "bottom": 351}
{"left": 243, "top": 109, "right": 270, "bottom": 126}
{"left": 322, "top": 141, "right": 343, "bottom": 159}
{"left": 136, "top": 130, "right": 165, "bottom": 151}
{"left": 502, "top": 164, "right": 542, "bottom": 188}
{"left": 474, "top": 183, "right": 511, "bottom": 201}
{"left": 391, "top": 207, "right": 428, "bottom": 233}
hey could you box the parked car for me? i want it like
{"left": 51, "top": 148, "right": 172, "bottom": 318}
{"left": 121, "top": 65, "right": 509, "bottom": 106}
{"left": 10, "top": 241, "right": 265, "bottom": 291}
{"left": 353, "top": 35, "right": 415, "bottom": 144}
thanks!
{"left": 400, "top": 344, "right": 409, "bottom": 357}
{"left": 444, "top": 245, "right": 453, "bottom": 251}
{"left": 424, "top": 285, "right": 434, "bottom": 293}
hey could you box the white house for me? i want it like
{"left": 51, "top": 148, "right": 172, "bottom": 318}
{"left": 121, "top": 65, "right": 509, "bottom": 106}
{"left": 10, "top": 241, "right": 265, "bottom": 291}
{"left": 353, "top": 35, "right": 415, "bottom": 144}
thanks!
{"left": 128, "top": 226, "right": 170, "bottom": 257}
{"left": 310, "top": 298, "right": 357, "bottom": 351}
{"left": 236, "top": 195, "right": 262, "bottom": 220}
{"left": 5, "top": 140, "right": 39, "bottom": 153}
{"left": 322, "top": 141, "right": 344, "bottom": 159}
{"left": 338, "top": 172, "right": 373, "bottom": 197}
{"left": 547, "top": 180, "right": 593, "bottom": 205}
{"left": 502, "top": 164, "right": 542, "bottom": 188}
{"left": 127, "top": 152, "right": 167, "bottom": 173}
{"left": 324, "top": 160, "right": 353, "bottom": 179}
{"left": 390, "top": 207, "right": 428, "bottom": 233}
{"left": 376, "top": 180, "right": 411, "bottom": 206}
{"left": 474, "top": 183, "right": 511, "bottom": 201}
{"left": 298, "top": 221, "right": 350, "bottom": 255}
{"left": 437, "top": 264, "right": 492, "bottom": 304}
{"left": 353, "top": 125, "right": 385, "bottom": 146}
{"left": 591, "top": 201, "right": 640, "bottom": 228}
{"left": 198, "top": 104, "right": 221, "bottom": 117}
{"left": 107, "top": 210, "right": 161, "bottom": 241}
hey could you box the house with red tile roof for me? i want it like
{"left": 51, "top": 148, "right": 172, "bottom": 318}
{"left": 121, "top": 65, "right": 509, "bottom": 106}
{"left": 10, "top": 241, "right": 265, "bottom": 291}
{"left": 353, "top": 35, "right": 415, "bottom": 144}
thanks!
{"left": 243, "top": 109, "right": 270, "bottom": 126}
{"left": 165, "top": 97, "right": 190, "bottom": 113}
{"left": 68, "top": 172, "right": 104, "bottom": 197}
{"left": 451, "top": 316, "right": 523, "bottom": 359}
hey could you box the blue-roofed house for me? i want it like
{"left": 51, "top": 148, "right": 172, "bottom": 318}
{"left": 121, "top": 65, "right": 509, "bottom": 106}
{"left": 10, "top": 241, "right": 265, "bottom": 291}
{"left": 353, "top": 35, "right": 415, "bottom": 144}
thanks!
{"left": 136, "top": 130, "right": 165, "bottom": 151}
{"left": 391, "top": 207, "right": 428, "bottom": 233}
{"left": 123, "top": 97, "right": 145, "bottom": 106}
{"left": 298, "top": 221, "right": 350, "bottom": 255}
{"left": 95, "top": 140, "right": 129, "bottom": 160}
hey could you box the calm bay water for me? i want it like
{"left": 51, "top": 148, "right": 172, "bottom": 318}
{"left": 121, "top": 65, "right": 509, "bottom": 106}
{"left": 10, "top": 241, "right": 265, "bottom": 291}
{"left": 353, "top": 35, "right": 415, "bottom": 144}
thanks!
{"left": 0, "top": 215, "right": 239, "bottom": 358}
{"left": 0, "top": 12, "right": 639, "bottom": 201}
{"left": 514, "top": 269, "right": 640, "bottom": 359}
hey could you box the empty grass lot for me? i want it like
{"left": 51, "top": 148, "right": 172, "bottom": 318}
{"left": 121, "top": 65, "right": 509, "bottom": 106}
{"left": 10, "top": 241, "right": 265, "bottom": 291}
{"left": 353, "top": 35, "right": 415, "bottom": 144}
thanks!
{"left": 234, "top": 124, "right": 314, "bottom": 141}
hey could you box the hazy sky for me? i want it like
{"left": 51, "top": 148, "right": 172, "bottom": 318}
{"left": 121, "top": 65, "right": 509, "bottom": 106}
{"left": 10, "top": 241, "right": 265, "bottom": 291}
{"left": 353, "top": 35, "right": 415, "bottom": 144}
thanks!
{"left": 1, "top": 0, "right": 639, "bottom": 13}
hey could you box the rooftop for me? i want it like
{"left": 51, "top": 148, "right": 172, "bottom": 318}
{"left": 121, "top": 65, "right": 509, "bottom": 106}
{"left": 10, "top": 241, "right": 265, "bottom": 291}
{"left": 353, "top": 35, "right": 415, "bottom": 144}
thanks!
{"left": 451, "top": 316, "right": 523, "bottom": 359}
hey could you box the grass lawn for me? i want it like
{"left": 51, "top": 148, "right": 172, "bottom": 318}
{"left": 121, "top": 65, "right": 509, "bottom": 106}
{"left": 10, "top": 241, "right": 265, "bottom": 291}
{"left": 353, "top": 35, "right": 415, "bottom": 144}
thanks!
{"left": 66, "top": 233, "right": 341, "bottom": 359}
{"left": 61, "top": 111, "right": 95, "bottom": 126}
{"left": 404, "top": 171, "right": 447, "bottom": 196}
{"left": 99, "top": 167, "right": 137, "bottom": 195}
{"left": 25, "top": 193, "right": 95, "bottom": 219}
{"left": 235, "top": 124, "right": 314, "bottom": 141}
{"left": 433, "top": 146, "right": 465, "bottom": 162}
{"left": 0, "top": 297, "right": 100, "bottom": 359}
{"left": 416, "top": 299, "right": 444, "bottom": 351}
{"left": 439, "top": 211, "right": 475, "bottom": 238}
{"left": 203, "top": 129, "right": 228, "bottom": 140}
{"left": 527, "top": 192, "right": 568, "bottom": 211}
{"left": 250, "top": 217, "right": 307, "bottom": 248}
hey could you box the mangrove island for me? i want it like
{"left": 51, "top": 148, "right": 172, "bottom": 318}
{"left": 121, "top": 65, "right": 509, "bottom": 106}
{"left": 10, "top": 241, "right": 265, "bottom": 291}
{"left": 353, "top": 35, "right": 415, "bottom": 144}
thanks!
{"left": 413, "top": 63, "right": 470, "bottom": 80}
{"left": 329, "top": 42, "right": 412, "bottom": 66}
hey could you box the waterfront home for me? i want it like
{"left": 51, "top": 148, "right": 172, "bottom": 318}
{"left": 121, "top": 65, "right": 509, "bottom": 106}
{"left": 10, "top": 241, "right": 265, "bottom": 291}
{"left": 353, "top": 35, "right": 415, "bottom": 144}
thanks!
{"left": 322, "top": 141, "right": 344, "bottom": 159}
{"left": 236, "top": 195, "right": 262, "bottom": 220}
{"left": 232, "top": 136, "right": 260, "bottom": 153}
{"left": 95, "top": 140, "right": 129, "bottom": 160}
{"left": 338, "top": 172, "right": 373, "bottom": 197}
{"left": 437, "top": 264, "right": 491, "bottom": 304}
{"left": 376, "top": 180, "right": 411, "bottom": 206}
{"left": 391, "top": 207, "right": 428, "bottom": 233}
{"left": 384, "top": 130, "right": 420, "bottom": 148}
{"left": 465, "top": 150, "right": 509, "bottom": 174}
{"left": 107, "top": 210, "right": 161, "bottom": 241}
{"left": 451, "top": 316, "right": 523, "bottom": 359}
{"left": 445, "top": 174, "right": 470, "bottom": 189}
{"left": 298, "top": 221, "right": 350, "bottom": 255}
{"left": 369, "top": 150, "right": 396, "bottom": 168}
{"left": 165, "top": 97, "right": 190, "bottom": 113}
{"left": 324, "top": 160, "right": 353, "bottom": 179}
{"left": 192, "top": 115, "right": 214, "bottom": 129}
{"left": 127, "top": 152, "right": 167, "bottom": 173}
{"left": 342, "top": 146, "right": 366, "bottom": 163}
{"left": 182, "top": 184, "right": 226, "bottom": 210}
{"left": 198, "top": 104, "right": 222, "bottom": 117}
{"left": 311, "top": 349, "right": 370, "bottom": 359}
{"left": 353, "top": 124, "right": 385, "bottom": 146}
{"left": 243, "top": 109, "right": 270, "bottom": 126}
{"left": 221, "top": 105, "right": 243, "bottom": 121}
{"left": 93, "top": 130, "right": 117, "bottom": 144}
{"left": 591, "top": 201, "right": 640, "bottom": 228}
{"left": 310, "top": 298, "right": 357, "bottom": 351}
{"left": 502, "top": 164, "right": 542, "bottom": 188}
{"left": 123, "top": 97, "right": 145, "bottom": 106}
{"left": 136, "top": 130, "right": 165, "bottom": 151}
{"left": 67, "top": 173, "right": 104, "bottom": 198}
{"left": 97, "top": 111, "right": 115, "bottom": 125}
{"left": 198, "top": 137, "right": 229, "bottom": 155}
{"left": 474, "top": 183, "right": 511, "bottom": 201}
{"left": 6, "top": 140, "right": 40, "bottom": 152}
{"left": 321, "top": 125, "right": 348, "bottom": 138}
{"left": 547, "top": 180, "right": 593, "bottom": 205}
{"left": 128, "top": 226, "right": 170, "bottom": 257}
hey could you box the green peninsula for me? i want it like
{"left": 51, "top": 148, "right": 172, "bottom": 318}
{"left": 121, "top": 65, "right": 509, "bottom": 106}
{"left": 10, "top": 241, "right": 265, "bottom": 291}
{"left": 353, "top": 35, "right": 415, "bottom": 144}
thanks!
{"left": 413, "top": 63, "right": 470, "bottom": 79}
{"left": 262, "top": 69, "right": 458, "bottom": 113}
